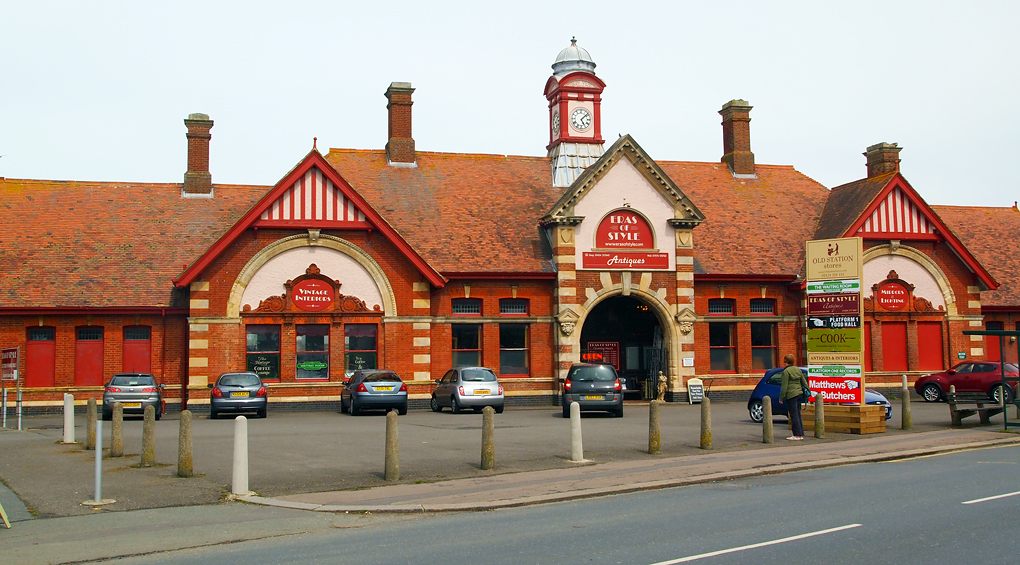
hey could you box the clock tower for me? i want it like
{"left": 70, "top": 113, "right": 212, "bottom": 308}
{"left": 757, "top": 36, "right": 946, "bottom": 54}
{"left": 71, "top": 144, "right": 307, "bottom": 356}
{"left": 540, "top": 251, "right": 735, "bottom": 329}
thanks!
{"left": 545, "top": 38, "right": 606, "bottom": 187}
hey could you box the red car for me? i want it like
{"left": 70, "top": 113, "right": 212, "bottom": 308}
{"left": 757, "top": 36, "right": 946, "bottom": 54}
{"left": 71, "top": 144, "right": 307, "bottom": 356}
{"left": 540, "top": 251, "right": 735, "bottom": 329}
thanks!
{"left": 914, "top": 361, "right": 1019, "bottom": 403}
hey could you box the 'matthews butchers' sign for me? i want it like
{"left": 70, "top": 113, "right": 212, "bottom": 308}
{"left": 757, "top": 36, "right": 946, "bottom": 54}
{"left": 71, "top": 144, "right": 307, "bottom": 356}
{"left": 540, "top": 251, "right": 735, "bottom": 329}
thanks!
{"left": 583, "top": 210, "right": 669, "bottom": 270}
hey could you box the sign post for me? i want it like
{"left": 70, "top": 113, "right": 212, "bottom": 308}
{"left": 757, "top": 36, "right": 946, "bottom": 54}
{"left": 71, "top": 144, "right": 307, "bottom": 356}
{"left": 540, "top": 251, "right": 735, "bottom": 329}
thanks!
{"left": 1, "top": 348, "right": 18, "bottom": 430}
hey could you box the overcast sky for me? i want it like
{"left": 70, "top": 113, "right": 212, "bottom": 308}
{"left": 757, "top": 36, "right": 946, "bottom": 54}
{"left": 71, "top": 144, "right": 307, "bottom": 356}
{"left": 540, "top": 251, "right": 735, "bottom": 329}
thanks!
{"left": 2, "top": 1, "right": 1017, "bottom": 207}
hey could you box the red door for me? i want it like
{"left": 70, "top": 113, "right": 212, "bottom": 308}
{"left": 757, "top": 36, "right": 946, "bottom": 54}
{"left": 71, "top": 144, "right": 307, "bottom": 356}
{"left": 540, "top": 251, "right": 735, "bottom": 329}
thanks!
{"left": 882, "top": 322, "right": 908, "bottom": 372}
{"left": 863, "top": 323, "right": 872, "bottom": 373}
{"left": 74, "top": 327, "right": 104, "bottom": 386}
{"left": 985, "top": 322, "right": 1003, "bottom": 362}
{"left": 123, "top": 326, "right": 151, "bottom": 373}
{"left": 26, "top": 327, "right": 56, "bottom": 387}
{"left": 917, "top": 322, "right": 945, "bottom": 371}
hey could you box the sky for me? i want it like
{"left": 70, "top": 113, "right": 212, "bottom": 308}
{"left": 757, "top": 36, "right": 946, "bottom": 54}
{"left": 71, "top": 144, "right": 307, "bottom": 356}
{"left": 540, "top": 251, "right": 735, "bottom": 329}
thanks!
{"left": 2, "top": 1, "right": 1017, "bottom": 207}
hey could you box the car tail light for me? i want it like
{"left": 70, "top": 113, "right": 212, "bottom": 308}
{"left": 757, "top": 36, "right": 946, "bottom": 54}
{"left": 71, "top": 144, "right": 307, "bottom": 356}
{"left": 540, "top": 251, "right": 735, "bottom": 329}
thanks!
{"left": 211, "top": 387, "right": 223, "bottom": 398}
{"left": 399, "top": 382, "right": 408, "bottom": 392}
{"left": 498, "top": 385, "right": 504, "bottom": 395}
{"left": 459, "top": 386, "right": 466, "bottom": 396}
{"left": 106, "top": 387, "right": 121, "bottom": 393}
{"left": 141, "top": 387, "right": 157, "bottom": 393}
{"left": 356, "top": 383, "right": 368, "bottom": 392}
{"left": 564, "top": 380, "right": 572, "bottom": 391}
{"left": 255, "top": 386, "right": 267, "bottom": 397}
{"left": 614, "top": 379, "right": 622, "bottom": 392}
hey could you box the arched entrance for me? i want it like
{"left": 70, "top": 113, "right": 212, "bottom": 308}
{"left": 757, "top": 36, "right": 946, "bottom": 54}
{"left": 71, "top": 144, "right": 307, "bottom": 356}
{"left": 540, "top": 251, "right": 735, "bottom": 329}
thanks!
{"left": 579, "top": 295, "right": 666, "bottom": 399}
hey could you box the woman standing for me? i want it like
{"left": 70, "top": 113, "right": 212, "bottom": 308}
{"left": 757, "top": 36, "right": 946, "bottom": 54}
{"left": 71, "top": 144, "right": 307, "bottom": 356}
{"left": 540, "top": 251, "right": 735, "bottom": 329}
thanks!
{"left": 778, "top": 354, "right": 809, "bottom": 440}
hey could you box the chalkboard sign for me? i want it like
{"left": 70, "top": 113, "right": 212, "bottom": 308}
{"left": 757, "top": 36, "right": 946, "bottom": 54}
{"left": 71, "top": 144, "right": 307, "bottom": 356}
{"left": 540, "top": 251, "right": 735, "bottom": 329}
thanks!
{"left": 686, "top": 378, "right": 704, "bottom": 404}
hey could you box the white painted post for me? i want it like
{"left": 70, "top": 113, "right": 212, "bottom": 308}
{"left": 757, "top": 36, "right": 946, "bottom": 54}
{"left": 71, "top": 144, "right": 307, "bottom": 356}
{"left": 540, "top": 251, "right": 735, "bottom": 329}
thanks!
{"left": 232, "top": 415, "right": 249, "bottom": 495}
{"left": 63, "top": 393, "right": 75, "bottom": 444}
{"left": 93, "top": 419, "right": 103, "bottom": 502}
{"left": 570, "top": 402, "right": 583, "bottom": 462}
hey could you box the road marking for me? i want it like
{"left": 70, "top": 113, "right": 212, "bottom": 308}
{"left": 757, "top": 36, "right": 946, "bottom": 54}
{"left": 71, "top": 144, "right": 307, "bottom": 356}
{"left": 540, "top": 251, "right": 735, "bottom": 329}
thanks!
{"left": 962, "top": 490, "right": 1020, "bottom": 505}
{"left": 647, "top": 524, "right": 862, "bottom": 564}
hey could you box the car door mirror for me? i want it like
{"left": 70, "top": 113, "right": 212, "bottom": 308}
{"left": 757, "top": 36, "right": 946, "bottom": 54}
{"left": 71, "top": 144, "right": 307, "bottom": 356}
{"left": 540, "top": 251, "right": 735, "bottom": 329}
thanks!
{"left": 159, "top": 383, "right": 166, "bottom": 389}
{"left": 207, "top": 383, "right": 213, "bottom": 389}
{"left": 947, "top": 370, "right": 956, "bottom": 375}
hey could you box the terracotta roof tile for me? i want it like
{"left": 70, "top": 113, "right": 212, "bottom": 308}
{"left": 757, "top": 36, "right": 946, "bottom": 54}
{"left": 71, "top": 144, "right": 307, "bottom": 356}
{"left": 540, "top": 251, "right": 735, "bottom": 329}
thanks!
{"left": 814, "top": 172, "right": 896, "bottom": 240}
{"left": 933, "top": 204, "right": 1020, "bottom": 307}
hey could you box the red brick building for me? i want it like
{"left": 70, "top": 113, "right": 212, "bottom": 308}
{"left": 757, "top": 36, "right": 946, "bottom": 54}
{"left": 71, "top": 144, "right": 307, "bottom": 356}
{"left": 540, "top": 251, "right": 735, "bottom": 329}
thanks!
{"left": 2, "top": 40, "right": 1016, "bottom": 412}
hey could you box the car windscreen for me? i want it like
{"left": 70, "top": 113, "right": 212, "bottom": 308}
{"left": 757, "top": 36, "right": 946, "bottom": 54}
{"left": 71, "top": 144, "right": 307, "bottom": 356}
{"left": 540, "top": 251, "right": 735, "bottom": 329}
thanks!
{"left": 110, "top": 376, "right": 156, "bottom": 387}
{"left": 363, "top": 372, "right": 402, "bottom": 383}
{"left": 218, "top": 374, "right": 261, "bottom": 387}
{"left": 461, "top": 369, "right": 496, "bottom": 382}
{"left": 569, "top": 366, "right": 617, "bottom": 381}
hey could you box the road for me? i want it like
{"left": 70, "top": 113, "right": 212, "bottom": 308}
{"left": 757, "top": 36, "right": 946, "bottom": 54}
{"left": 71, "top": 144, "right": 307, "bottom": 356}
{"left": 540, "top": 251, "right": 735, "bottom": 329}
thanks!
{"left": 103, "top": 444, "right": 1020, "bottom": 565}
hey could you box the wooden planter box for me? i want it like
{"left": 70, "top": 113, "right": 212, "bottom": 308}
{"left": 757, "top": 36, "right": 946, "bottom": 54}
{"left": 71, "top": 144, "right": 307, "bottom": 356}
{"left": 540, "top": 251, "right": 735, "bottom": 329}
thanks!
{"left": 801, "top": 404, "right": 887, "bottom": 435}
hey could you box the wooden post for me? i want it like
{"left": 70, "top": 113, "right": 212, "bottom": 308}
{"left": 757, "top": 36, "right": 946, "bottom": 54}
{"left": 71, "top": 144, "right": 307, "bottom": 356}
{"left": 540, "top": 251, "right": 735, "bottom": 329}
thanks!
{"left": 762, "top": 396, "right": 773, "bottom": 444}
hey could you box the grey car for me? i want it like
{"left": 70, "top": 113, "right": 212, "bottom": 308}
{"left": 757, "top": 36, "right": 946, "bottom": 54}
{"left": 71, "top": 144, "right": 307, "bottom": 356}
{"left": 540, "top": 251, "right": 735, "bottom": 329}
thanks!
{"left": 208, "top": 372, "right": 267, "bottom": 419}
{"left": 561, "top": 363, "right": 624, "bottom": 418}
{"left": 103, "top": 373, "right": 165, "bottom": 420}
{"left": 341, "top": 370, "right": 408, "bottom": 415}
{"left": 431, "top": 367, "right": 505, "bottom": 414}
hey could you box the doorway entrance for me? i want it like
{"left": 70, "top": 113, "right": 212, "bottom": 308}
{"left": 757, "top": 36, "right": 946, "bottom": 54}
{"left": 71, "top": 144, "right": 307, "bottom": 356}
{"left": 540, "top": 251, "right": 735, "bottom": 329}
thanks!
{"left": 579, "top": 295, "right": 666, "bottom": 399}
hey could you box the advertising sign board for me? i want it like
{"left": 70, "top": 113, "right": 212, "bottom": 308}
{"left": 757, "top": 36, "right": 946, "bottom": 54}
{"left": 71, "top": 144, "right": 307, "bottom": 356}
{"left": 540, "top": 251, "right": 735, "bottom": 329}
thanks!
{"left": 1, "top": 348, "right": 17, "bottom": 382}
{"left": 808, "top": 364, "right": 863, "bottom": 404}
{"left": 806, "top": 238, "right": 864, "bottom": 281}
{"left": 585, "top": 341, "right": 620, "bottom": 370}
{"left": 807, "top": 328, "right": 862, "bottom": 352}
{"left": 582, "top": 252, "right": 669, "bottom": 270}
{"left": 807, "top": 293, "right": 861, "bottom": 315}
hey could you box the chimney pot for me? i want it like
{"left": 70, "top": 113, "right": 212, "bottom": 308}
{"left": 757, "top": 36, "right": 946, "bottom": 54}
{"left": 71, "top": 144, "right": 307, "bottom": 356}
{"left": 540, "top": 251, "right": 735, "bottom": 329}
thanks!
{"left": 864, "top": 142, "right": 901, "bottom": 178}
{"left": 719, "top": 100, "right": 755, "bottom": 176}
{"left": 183, "top": 114, "right": 214, "bottom": 196}
{"left": 385, "top": 82, "right": 416, "bottom": 166}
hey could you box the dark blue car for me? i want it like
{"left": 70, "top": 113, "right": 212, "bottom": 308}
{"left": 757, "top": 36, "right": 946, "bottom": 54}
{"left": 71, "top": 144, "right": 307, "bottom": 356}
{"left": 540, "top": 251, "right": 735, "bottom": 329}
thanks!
{"left": 747, "top": 366, "right": 892, "bottom": 423}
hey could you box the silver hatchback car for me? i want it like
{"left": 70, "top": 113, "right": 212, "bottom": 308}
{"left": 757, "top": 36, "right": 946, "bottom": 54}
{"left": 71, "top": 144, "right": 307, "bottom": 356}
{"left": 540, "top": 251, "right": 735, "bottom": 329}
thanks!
{"left": 341, "top": 370, "right": 408, "bottom": 415}
{"left": 431, "top": 367, "right": 504, "bottom": 414}
{"left": 103, "top": 373, "right": 165, "bottom": 420}
{"left": 208, "top": 372, "right": 268, "bottom": 419}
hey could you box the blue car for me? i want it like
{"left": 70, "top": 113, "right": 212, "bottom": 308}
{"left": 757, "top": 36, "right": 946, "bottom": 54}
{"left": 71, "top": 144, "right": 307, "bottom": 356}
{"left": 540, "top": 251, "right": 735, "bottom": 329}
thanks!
{"left": 747, "top": 366, "right": 893, "bottom": 423}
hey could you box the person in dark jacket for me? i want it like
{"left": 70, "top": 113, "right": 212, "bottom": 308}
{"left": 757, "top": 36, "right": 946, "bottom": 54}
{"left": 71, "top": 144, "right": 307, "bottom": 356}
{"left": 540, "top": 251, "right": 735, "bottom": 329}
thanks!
{"left": 778, "top": 354, "right": 809, "bottom": 440}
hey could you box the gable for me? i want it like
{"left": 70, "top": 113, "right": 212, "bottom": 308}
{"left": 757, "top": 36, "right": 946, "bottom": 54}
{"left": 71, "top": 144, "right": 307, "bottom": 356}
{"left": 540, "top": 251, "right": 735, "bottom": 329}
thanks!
{"left": 851, "top": 182, "right": 937, "bottom": 239}
{"left": 255, "top": 166, "right": 370, "bottom": 228}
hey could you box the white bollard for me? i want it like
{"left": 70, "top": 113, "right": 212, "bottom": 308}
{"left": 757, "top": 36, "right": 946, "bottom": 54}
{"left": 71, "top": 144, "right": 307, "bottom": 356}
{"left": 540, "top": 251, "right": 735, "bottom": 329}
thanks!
{"left": 94, "top": 419, "right": 103, "bottom": 502}
{"left": 570, "top": 402, "right": 583, "bottom": 462}
{"left": 232, "top": 415, "right": 249, "bottom": 495}
{"left": 63, "top": 393, "right": 75, "bottom": 444}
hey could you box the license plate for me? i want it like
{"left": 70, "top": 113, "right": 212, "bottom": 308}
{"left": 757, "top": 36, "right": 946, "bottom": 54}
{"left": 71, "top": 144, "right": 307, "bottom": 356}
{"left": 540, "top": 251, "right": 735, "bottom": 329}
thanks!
{"left": 123, "top": 402, "right": 142, "bottom": 408}
{"left": 584, "top": 395, "right": 603, "bottom": 400}
{"left": 375, "top": 386, "right": 394, "bottom": 391}
{"left": 473, "top": 389, "right": 490, "bottom": 395}
{"left": 231, "top": 391, "right": 249, "bottom": 397}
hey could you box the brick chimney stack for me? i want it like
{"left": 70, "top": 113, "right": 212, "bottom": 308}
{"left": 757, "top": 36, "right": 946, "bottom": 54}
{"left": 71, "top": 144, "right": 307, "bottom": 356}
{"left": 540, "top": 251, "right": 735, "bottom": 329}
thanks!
{"left": 719, "top": 100, "right": 755, "bottom": 176}
{"left": 385, "top": 82, "right": 416, "bottom": 166}
{"left": 864, "top": 142, "right": 901, "bottom": 178}
{"left": 183, "top": 113, "right": 213, "bottom": 196}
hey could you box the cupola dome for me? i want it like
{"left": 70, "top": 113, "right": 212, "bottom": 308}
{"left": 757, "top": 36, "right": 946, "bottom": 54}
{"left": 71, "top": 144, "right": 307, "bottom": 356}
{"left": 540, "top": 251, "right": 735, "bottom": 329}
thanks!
{"left": 552, "top": 37, "right": 596, "bottom": 76}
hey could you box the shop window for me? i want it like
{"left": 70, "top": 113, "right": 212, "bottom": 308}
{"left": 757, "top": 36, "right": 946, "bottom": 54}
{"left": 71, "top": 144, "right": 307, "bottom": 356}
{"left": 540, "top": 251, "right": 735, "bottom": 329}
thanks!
{"left": 750, "top": 299, "right": 775, "bottom": 315}
{"left": 296, "top": 324, "right": 329, "bottom": 379}
{"left": 499, "top": 324, "right": 529, "bottom": 375}
{"left": 707, "top": 299, "right": 734, "bottom": 315}
{"left": 26, "top": 327, "right": 55, "bottom": 388}
{"left": 751, "top": 322, "right": 777, "bottom": 371}
{"left": 452, "top": 324, "right": 481, "bottom": 367}
{"left": 452, "top": 298, "right": 482, "bottom": 316}
{"left": 75, "top": 326, "right": 104, "bottom": 386}
{"left": 246, "top": 325, "right": 281, "bottom": 380}
{"left": 123, "top": 326, "right": 151, "bottom": 373}
{"left": 499, "top": 299, "right": 529, "bottom": 316}
{"left": 345, "top": 324, "right": 377, "bottom": 376}
{"left": 709, "top": 323, "right": 736, "bottom": 372}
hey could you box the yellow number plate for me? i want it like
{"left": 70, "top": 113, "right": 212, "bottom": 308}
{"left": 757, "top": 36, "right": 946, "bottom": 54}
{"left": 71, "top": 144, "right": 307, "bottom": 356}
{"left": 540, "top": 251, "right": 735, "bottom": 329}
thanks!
{"left": 375, "top": 386, "right": 394, "bottom": 391}
{"left": 123, "top": 402, "right": 142, "bottom": 408}
{"left": 473, "top": 389, "right": 490, "bottom": 395}
{"left": 583, "top": 395, "right": 603, "bottom": 400}
{"left": 231, "top": 391, "right": 249, "bottom": 397}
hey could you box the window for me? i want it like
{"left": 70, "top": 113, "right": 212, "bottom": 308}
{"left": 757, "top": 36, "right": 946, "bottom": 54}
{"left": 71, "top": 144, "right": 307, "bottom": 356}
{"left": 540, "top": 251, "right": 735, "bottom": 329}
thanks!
{"left": 345, "top": 324, "right": 378, "bottom": 376}
{"left": 296, "top": 324, "right": 329, "bottom": 379}
{"left": 750, "top": 299, "right": 775, "bottom": 315}
{"left": 123, "top": 326, "right": 151, "bottom": 373}
{"left": 246, "top": 325, "right": 280, "bottom": 380}
{"left": 452, "top": 298, "right": 482, "bottom": 316}
{"left": 751, "top": 322, "right": 777, "bottom": 371}
{"left": 75, "top": 326, "right": 105, "bottom": 386}
{"left": 499, "top": 299, "right": 529, "bottom": 316}
{"left": 26, "top": 327, "right": 56, "bottom": 388}
{"left": 499, "top": 324, "right": 528, "bottom": 375}
{"left": 709, "top": 323, "right": 735, "bottom": 372}
{"left": 707, "top": 299, "right": 734, "bottom": 315}
{"left": 452, "top": 324, "right": 481, "bottom": 367}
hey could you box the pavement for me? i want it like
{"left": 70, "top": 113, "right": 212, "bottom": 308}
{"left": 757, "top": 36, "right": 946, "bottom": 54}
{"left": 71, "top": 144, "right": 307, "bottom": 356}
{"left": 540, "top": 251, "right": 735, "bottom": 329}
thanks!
{"left": 1, "top": 399, "right": 1019, "bottom": 564}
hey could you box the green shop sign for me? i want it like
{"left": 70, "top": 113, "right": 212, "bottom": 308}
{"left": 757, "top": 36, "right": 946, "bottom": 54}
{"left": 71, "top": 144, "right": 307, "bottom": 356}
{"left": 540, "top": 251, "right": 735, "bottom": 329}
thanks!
{"left": 806, "top": 279, "right": 861, "bottom": 295}
{"left": 297, "top": 361, "right": 328, "bottom": 371}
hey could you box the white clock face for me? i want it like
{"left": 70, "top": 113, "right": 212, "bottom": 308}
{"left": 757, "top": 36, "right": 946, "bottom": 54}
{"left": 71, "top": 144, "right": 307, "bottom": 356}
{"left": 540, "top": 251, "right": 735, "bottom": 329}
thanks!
{"left": 552, "top": 111, "right": 560, "bottom": 136}
{"left": 571, "top": 107, "right": 592, "bottom": 131}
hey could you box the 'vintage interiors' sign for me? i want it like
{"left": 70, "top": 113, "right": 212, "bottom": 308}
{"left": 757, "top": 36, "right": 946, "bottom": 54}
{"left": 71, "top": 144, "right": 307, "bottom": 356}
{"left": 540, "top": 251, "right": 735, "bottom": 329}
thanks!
{"left": 293, "top": 279, "right": 334, "bottom": 312}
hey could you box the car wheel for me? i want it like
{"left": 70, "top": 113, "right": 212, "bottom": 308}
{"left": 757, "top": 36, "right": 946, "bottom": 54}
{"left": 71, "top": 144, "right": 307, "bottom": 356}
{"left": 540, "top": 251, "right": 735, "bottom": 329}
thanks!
{"left": 430, "top": 395, "right": 442, "bottom": 413}
{"left": 209, "top": 409, "right": 218, "bottom": 420}
{"left": 749, "top": 400, "right": 764, "bottom": 423}
{"left": 450, "top": 396, "right": 461, "bottom": 414}
{"left": 398, "top": 404, "right": 408, "bottom": 416}
{"left": 562, "top": 403, "right": 570, "bottom": 418}
{"left": 991, "top": 384, "right": 1014, "bottom": 405}
{"left": 473, "top": 406, "right": 482, "bottom": 413}
{"left": 257, "top": 408, "right": 267, "bottom": 419}
{"left": 495, "top": 405, "right": 504, "bottom": 414}
{"left": 614, "top": 405, "right": 624, "bottom": 418}
{"left": 922, "top": 383, "right": 942, "bottom": 402}
{"left": 350, "top": 398, "right": 360, "bottom": 416}
{"left": 154, "top": 408, "right": 162, "bottom": 421}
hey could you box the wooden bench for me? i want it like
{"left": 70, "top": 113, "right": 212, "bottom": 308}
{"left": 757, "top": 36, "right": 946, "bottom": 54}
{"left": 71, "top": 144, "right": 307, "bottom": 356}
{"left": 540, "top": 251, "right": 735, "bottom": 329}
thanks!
{"left": 946, "top": 391, "right": 1004, "bottom": 426}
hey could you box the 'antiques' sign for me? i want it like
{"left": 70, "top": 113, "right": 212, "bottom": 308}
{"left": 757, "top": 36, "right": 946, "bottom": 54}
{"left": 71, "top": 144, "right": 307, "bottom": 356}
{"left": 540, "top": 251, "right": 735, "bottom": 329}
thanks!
{"left": 582, "top": 252, "right": 669, "bottom": 270}
{"left": 293, "top": 279, "right": 333, "bottom": 312}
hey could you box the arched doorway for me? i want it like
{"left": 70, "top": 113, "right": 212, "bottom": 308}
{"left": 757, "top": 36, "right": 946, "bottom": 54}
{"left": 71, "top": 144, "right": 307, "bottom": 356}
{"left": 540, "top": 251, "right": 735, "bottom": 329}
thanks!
{"left": 579, "top": 295, "right": 666, "bottom": 399}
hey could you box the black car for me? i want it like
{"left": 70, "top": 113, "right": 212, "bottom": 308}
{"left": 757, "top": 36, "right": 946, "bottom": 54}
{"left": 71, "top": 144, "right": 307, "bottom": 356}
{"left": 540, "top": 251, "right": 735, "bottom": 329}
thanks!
{"left": 561, "top": 363, "right": 624, "bottom": 418}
